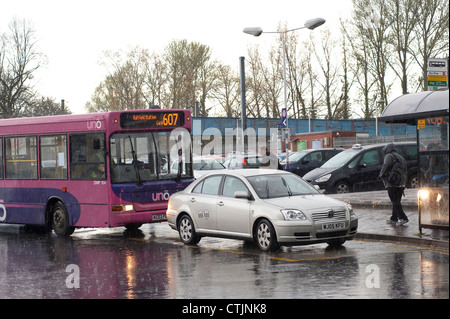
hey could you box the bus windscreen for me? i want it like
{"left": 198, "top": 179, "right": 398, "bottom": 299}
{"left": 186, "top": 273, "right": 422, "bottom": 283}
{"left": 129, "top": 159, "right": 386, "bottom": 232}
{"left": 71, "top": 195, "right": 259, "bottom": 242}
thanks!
{"left": 120, "top": 111, "right": 185, "bottom": 129}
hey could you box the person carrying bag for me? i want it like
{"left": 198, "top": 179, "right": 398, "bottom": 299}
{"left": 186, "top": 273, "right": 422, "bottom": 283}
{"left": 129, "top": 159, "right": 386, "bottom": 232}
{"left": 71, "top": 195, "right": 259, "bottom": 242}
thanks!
{"left": 379, "top": 143, "right": 409, "bottom": 226}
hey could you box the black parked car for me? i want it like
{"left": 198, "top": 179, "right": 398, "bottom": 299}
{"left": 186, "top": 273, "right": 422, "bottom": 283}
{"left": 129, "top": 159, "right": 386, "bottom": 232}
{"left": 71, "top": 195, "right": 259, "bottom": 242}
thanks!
{"left": 303, "top": 142, "right": 418, "bottom": 194}
{"left": 281, "top": 148, "right": 343, "bottom": 177}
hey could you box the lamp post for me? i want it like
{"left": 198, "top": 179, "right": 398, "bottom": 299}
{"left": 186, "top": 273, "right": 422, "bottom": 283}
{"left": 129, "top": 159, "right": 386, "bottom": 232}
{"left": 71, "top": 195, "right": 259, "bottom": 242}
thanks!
{"left": 243, "top": 18, "right": 325, "bottom": 170}
{"left": 308, "top": 109, "right": 318, "bottom": 133}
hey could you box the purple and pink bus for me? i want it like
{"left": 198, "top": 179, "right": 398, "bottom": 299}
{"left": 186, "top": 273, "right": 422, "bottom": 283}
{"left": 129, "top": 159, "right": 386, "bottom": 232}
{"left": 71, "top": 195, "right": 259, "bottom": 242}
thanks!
{"left": 0, "top": 109, "right": 194, "bottom": 236}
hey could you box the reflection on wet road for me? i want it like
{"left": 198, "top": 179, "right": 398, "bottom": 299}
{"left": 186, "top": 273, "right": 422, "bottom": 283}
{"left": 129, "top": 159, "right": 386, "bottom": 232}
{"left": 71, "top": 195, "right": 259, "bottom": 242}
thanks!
{"left": 0, "top": 223, "right": 448, "bottom": 299}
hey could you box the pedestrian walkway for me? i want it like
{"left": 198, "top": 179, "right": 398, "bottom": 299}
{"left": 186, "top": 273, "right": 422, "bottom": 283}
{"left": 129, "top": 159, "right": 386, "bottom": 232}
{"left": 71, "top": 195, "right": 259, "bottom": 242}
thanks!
{"left": 329, "top": 189, "right": 449, "bottom": 249}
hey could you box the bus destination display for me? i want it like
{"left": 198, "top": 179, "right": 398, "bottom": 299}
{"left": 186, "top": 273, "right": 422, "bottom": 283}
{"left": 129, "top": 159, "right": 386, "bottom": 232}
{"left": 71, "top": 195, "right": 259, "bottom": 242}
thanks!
{"left": 120, "top": 111, "right": 185, "bottom": 129}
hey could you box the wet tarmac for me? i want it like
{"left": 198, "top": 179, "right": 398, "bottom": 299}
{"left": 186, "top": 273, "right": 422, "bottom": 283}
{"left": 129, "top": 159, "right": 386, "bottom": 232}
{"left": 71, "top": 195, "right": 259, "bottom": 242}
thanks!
{"left": 0, "top": 222, "right": 448, "bottom": 299}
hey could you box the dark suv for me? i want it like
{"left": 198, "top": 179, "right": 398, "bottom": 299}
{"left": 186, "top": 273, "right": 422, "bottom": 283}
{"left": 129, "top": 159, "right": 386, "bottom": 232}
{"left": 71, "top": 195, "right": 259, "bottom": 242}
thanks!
{"left": 303, "top": 142, "right": 418, "bottom": 194}
{"left": 281, "top": 148, "right": 343, "bottom": 177}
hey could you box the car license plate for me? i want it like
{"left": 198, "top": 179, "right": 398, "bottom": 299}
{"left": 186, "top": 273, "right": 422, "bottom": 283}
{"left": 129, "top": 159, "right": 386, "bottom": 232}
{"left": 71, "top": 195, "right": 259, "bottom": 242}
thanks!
{"left": 152, "top": 213, "right": 166, "bottom": 221}
{"left": 322, "top": 222, "right": 345, "bottom": 230}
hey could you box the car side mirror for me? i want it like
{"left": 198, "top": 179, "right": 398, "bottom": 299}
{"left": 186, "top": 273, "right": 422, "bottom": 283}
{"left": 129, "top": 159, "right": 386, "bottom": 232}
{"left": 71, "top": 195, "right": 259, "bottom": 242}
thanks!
{"left": 234, "top": 191, "right": 250, "bottom": 200}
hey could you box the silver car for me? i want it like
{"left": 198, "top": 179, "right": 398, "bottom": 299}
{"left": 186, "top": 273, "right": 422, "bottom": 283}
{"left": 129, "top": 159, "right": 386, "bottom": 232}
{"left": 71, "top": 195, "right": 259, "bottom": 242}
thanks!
{"left": 167, "top": 169, "right": 358, "bottom": 251}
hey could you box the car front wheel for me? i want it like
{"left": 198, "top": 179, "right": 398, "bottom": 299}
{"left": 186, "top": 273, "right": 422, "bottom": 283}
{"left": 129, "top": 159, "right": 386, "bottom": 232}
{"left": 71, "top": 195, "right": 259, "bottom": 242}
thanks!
{"left": 335, "top": 181, "right": 350, "bottom": 194}
{"left": 255, "top": 219, "right": 279, "bottom": 251}
{"left": 178, "top": 215, "right": 200, "bottom": 245}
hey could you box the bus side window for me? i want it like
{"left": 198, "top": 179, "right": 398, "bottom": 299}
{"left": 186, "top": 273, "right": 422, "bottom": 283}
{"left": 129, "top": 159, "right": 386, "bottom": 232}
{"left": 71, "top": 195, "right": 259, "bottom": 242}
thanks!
{"left": 70, "top": 133, "right": 106, "bottom": 180}
{"left": 5, "top": 136, "right": 38, "bottom": 180}
{"left": 40, "top": 135, "right": 68, "bottom": 180}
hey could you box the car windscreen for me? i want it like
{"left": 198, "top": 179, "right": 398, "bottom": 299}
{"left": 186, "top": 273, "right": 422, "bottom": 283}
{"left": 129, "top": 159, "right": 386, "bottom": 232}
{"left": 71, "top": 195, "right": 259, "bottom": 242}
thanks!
{"left": 193, "top": 158, "right": 225, "bottom": 170}
{"left": 321, "top": 149, "right": 359, "bottom": 169}
{"left": 247, "top": 174, "right": 320, "bottom": 199}
{"left": 286, "top": 151, "right": 308, "bottom": 162}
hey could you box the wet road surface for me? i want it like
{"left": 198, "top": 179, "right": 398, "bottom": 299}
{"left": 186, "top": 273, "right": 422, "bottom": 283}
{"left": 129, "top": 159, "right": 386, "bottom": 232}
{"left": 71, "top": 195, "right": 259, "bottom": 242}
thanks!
{"left": 0, "top": 223, "right": 448, "bottom": 299}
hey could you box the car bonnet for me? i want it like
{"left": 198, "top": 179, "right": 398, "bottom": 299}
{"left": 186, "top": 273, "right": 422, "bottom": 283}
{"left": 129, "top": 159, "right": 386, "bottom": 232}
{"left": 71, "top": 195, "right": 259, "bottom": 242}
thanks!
{"left": 302, "top": 166, "right": 336, "bottom": 180}
{"left": 263, "top": 194, "right": 349, "bottom": 212}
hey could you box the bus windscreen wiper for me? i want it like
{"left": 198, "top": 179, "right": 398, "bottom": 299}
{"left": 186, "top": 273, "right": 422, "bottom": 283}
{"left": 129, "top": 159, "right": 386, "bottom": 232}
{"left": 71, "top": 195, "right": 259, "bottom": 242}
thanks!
{"left": 128, "top": 135, "right": 142, "bottom": 186}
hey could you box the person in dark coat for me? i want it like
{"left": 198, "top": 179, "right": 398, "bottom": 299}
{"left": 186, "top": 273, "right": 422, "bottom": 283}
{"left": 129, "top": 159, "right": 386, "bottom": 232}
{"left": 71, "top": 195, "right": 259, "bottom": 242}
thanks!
{"left": 379, "top": 143, "right": 409, "bottom": 226}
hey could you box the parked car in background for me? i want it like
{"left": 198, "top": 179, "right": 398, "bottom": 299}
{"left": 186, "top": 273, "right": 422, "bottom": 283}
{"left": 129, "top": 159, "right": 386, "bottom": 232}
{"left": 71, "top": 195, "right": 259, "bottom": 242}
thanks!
{"left": 303, "top": 142, "right": 418, "bottom": 194}
{"left": 281, "top": 148, "right": 343, "bottom": 177}
{"left": 192, "top": 156, "right": 226, "bottom": 179}
{"left": 171, "top": 156, "right": 225, "bottom": 179}
{"left": 222, "top": 152, "right": 262, "bottom": 169}
{"left": 167, "top": 169, "right": 358, "bottom": 251}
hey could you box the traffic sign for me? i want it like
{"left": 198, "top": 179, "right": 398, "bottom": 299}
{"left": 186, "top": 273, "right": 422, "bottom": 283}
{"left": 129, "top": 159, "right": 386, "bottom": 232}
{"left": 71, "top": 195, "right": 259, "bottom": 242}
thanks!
{"left": 281, "top": 108, "right": 287, "bottom": 128}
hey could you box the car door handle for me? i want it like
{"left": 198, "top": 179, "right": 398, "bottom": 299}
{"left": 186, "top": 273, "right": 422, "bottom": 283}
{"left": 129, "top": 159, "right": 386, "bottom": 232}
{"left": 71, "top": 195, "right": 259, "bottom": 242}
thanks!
{"left": 217, "top": 201, "right": 224, "bottom": 206}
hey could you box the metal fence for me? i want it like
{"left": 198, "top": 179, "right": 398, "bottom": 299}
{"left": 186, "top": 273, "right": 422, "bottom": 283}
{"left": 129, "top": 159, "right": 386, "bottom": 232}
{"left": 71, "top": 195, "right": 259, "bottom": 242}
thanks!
{"left": 333, "top": 135, "right": 417, "bottom": 148}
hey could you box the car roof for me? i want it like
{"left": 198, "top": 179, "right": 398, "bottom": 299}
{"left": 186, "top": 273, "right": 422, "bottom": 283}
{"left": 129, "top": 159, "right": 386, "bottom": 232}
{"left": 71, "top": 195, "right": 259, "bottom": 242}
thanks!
{"left": 220, "top": 169, "right": 287, "bottom": 178}
{"left": 296, "top": 148, "right": 343, "bottom": 152}
{"left": 349, "top": 141, "right": 416, "bottom": 151}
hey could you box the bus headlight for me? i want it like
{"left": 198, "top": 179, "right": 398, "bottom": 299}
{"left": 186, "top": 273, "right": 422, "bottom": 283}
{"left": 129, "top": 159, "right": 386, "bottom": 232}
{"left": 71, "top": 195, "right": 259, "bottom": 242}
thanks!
{"left": 111, "top": 204, "right": 134, "bottom": 212}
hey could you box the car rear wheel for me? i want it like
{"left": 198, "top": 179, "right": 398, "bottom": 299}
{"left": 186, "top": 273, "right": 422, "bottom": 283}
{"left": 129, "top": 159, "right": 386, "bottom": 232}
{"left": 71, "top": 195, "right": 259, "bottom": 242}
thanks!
{"left": 409, "top": 175, "right": 419, "bottom": 188}
{"left": 255, "top": 219, "right": 279, "bottom": 251}
{"left": 178, "top": 215, "right": 200, "bottom": 245}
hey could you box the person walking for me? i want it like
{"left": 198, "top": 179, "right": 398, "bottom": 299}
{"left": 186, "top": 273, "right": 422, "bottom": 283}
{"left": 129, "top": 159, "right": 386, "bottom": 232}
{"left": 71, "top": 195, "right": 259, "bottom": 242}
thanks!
{"left": 379, "top": 143, "right": 409, "bottom": 226}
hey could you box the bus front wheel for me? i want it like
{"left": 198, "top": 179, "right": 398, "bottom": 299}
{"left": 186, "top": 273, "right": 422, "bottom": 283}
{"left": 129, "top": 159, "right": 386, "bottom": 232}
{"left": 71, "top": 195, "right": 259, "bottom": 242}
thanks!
{"left": 52, "top": 202, "right": 75, "bottom": 236}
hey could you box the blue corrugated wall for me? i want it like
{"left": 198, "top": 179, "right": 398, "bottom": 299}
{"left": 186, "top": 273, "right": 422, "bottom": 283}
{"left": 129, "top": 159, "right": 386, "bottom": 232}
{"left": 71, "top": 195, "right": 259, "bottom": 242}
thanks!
{"left": 192, "top": 117, "right": 416, "bottom": 137}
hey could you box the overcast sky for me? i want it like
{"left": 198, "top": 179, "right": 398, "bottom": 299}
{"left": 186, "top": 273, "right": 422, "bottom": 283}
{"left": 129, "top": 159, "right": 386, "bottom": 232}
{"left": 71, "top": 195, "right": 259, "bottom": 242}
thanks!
{"left": 1, "top": 0, "right": 353, "bottom": 114}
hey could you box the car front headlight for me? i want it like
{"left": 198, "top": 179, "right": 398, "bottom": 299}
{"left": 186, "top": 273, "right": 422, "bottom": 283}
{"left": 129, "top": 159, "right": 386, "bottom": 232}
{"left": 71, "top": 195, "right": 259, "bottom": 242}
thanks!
{"left": 281, "top": 209, "right": 307, "bottom": 221}
{"left": 347, "top": 204, "right": 356, "bottom": 216}
{"left": 315, "top": 174, "right": 331, "bottom": 183}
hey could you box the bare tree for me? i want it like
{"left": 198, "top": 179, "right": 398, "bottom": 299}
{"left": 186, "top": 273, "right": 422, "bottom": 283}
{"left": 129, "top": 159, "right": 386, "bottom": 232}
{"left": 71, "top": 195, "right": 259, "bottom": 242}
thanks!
{"left": 22, "top": 97, "right": 71, "bottom": 117}
{"left": 0, "top": 19, "right": 44, "bottom": 118}
{"left": 163, "top": 40, "right": 216, "bottom": 114}
{"left": 284, "top": 31, "right": 309, "bottom": 119}
{"left": 245, "top": 45, "right": 265, "bottom": 118}
{"left": 386, "top": 0, "right": 420, "bottom": 94}
{"left": 144, "top": 52, "right": 169, "bottom": 107}
{"left": 311, "top": 27, "right": 342, "bottom": 119}
{"left": 412, "top": 0, "right": 449, "bottom": 91}
{"left": 351, "top": 0, "right": 393, "bottom": 115}
{"left": 86, "top": 47, "right": 149, "bottom": 112}
{"left": 341, "top": 17, "right": 377, "bottom": 118}
{"left": 261, "top": 41, "right": 283, "bottom": 118}
{"left": 210, "top": 64, "right": 240, "bottom": 117}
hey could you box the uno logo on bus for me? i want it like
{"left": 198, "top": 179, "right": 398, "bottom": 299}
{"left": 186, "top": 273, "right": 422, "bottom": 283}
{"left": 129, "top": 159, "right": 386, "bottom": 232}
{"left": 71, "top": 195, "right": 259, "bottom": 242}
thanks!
{"left": 0, "top": 204, "right": 6, "bottom": 222}
{"left": 152, "top": 191, "right": 171, "bottom": 202}
{"left": 87, "top": 120, "right": 102, "bottom": 130}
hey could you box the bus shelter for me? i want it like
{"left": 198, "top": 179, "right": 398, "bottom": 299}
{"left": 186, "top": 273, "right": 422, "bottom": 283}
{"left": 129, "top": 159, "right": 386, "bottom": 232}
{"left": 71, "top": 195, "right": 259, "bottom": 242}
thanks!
{"left": 379, "top": 90, "right": 449, "bottom": 233}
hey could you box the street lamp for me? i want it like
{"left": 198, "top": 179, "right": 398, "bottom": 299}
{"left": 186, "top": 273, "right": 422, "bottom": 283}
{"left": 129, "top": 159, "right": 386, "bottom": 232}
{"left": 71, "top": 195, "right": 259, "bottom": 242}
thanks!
{"left": 243, "top": 17, "right": 326, "bottom": 170}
